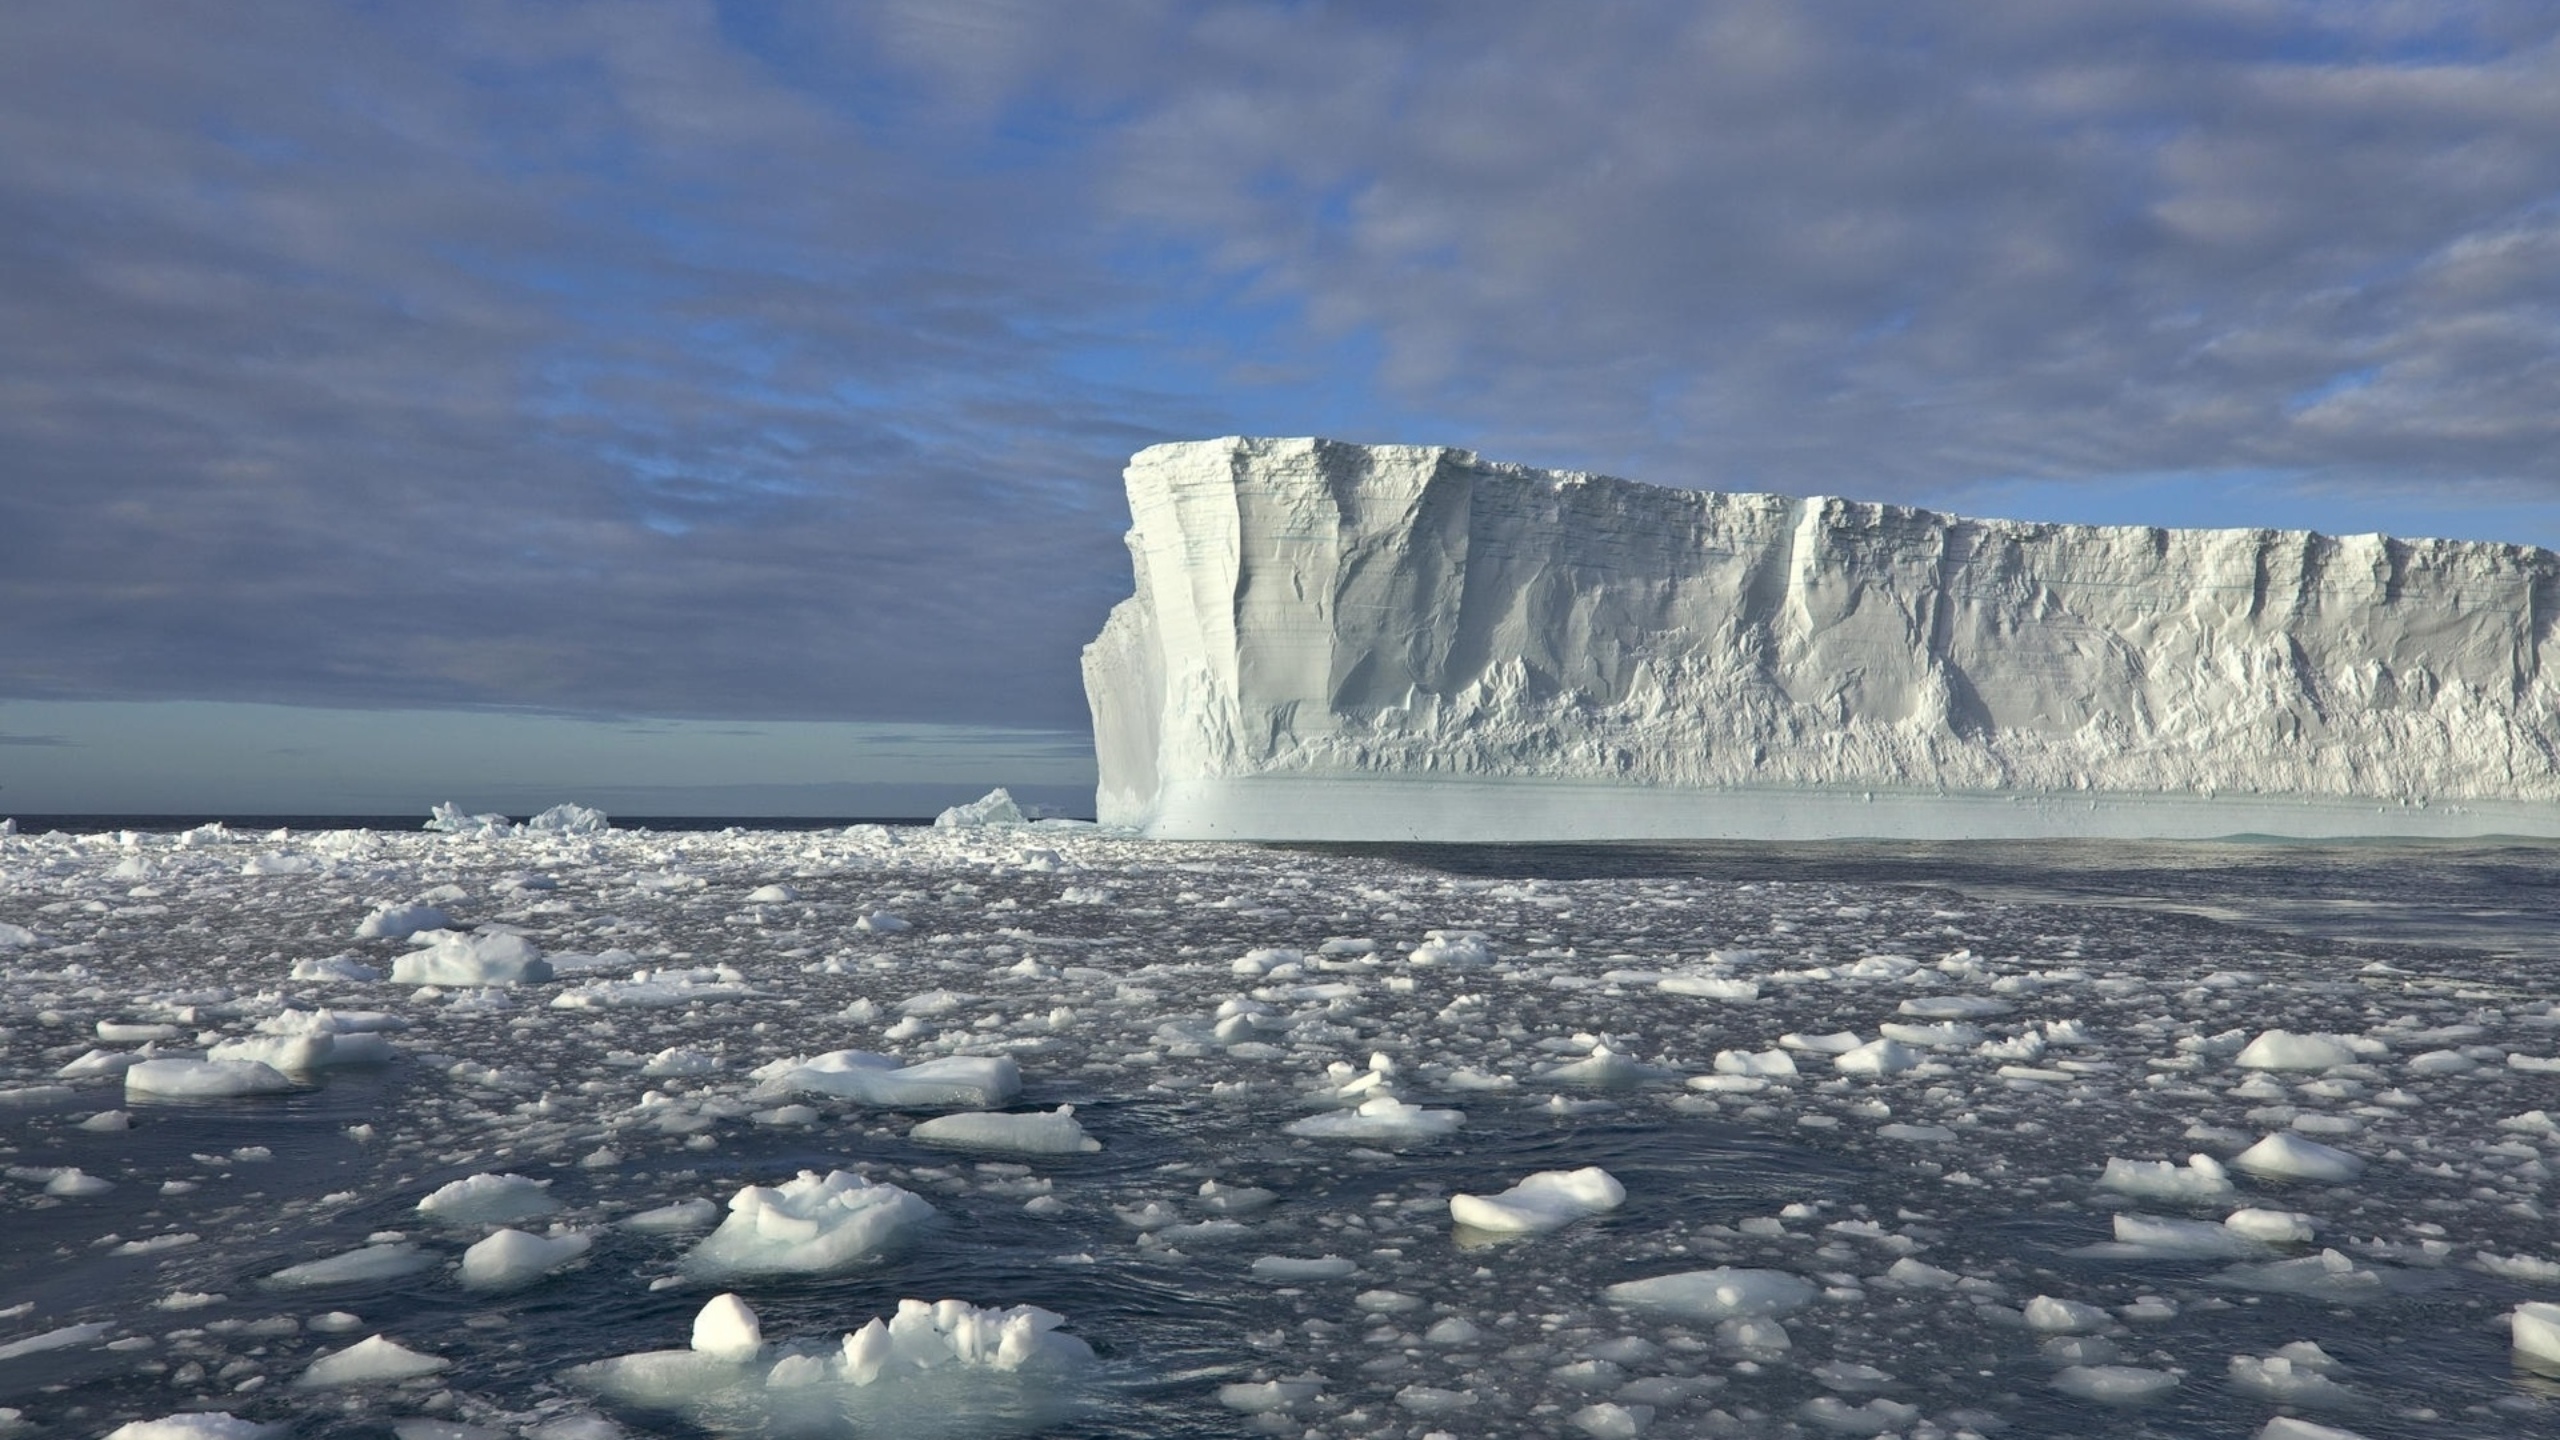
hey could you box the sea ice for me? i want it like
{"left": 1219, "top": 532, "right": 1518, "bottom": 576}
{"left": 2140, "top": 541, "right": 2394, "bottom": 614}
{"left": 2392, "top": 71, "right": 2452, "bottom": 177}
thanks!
{"left": 416, "top": 1173, "right": 560, "bottom": 1225}
{"left": 1603, "top": 1268, "right": 1815, "bottom": 1321}
{"left": 2233, "top": 1132, "right": 2365, "bottom": 1182}
{"left": 1448, "top": 1167, "right": 1625, "bottom": 1234}
{"left": 767, "top": 1051, "right": 1022, "bottom": 1108}
{"left": 458, "top": 1228, "right": 592, "bottom": 1289}
{"left": 123, "top": 1058, "right": 296, "bottom": 1099}
{"left": 296, "top": 1335, "right": 450, "bottom": 1387}
{"left": 682, "top": 1171, "right": 935, "bottom": 1279}
{"left": 908, "top": 1106, "right": 1100, "bottom": 1155}
{"left": 2516, "top": 1301, "right": 2560, "bottom": 1369}
{"left": 102, "top": 1416, "right": 281, "bottom": 1440}
{"left": 390, "top": 931, "right": 552, "bottom": 986}
{"left": 265, "top": 1243, "right": 438, "bottom": 1288}
{"left": 1281, "top": 1095, "right": 1465, "bottom": 1141}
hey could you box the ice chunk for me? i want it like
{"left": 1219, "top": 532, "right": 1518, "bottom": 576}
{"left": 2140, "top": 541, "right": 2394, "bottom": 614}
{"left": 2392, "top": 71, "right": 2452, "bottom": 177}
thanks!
{"left": 934, "top": 789, "right": 1027, "bottom": 828}
{"left": 1408, "top": 931, "right": 1496, "bottom": 967}
{"left": 1281, "top": 1095, "right": 1464, "bottom": 1141}
{"left": 296, "top": 1334, "right": 449, "bottom": 1386}
{"left": 417, "top": 1173, "right": 559, "bottom": 1225}
{"left": 0, "top": 1322, "right": 114, "bottom": 1361}
{"left": 124, "top": 1058, "right": 295, "bottom": 1099}
{"left": 691, "top": 1293, "right": 762, "bottom": 1362}
{"left": 2225, "top": 1208, "right": 2317, "bottom": 1243}
{"left": 1217, "top": 1378, "right": 1323, "bottom": 1413}
{"left": 1449, "top": 1167, "right": 1625, "bottom": 1234}
{"left": 390, "top": 932, "right": 551, "bottom": 986}
{"left": 625, "top": 1198, "right": 720, "bottom": 1232}
{"left": 1712, "top": 1048, "right": 1798, "bottom": 1078}
{"left": 266, "top": 1243, "right": 438, "bottom": 1288}
{"left": 459, "top": 1228, "right": 592, "bottom": 1289}
{"left": 774, "top": 1050, "right": 1022, "bottom": 1108}
{"left": 2229, "top": 1342, "right": 2355, "bottom": 1405}
{"left": 1833, "top": 1037, "right": 1921, "bottom": 1076}
{"left": 2258, "top": 1421, "right": 2373, "bottom": 1440}
{"left": 2081, "top": 1214, "right": 2265, "bottom": 1259}
{"left": 208, "top": 1031, "right": 393, "bottom": 1071}
{"left": 2234, "top": 1030, "right": 2357, "bottom": 1071}
{"left": 356, "top": 903, "right": 451, "bottom": 940}
{"left": 1251, "top": 1256, "right": 1358, "bottom": 1281}
{"left": 1658, "top": 975, "right": 1758, "bottom": 1000}
{"left": 744, "top": 884, "right": 800, "bottom": 904}
{"left": 104, "top": 1415, "right": 282, "bottom": 1440}
{"left": 2516, "top": 1300, "right": 2560, "bottom": 1370}
{"left": 2233, "top": 1132, "right": 2365, "bottom": 1182}
{"left": 682, "top": 1170, "right": 935, "bottom": 1278}
{"left": 2095, "top": 1153, "right": 2233, "bottom": 1202}
{"left": 2051, "top": 1365, "right": 2177, "bottom": 1403}
{"left": 524, "top": 802, "right": 609, "bottom": 835}
{"left": 1604, "top": 1268, "right": 1815, "bottom": 1321}
{"left": 2024, "top": 1295, "right": 2112, "bottom": 1333}
{"left": 909, "top": 1106, "right": 1100, "bottom": 1155}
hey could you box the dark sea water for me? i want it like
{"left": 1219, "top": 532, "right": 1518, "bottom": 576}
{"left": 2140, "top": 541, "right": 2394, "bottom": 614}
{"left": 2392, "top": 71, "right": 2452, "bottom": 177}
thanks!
{"left": 4, "top": 822, "right": 2559, "bottom": 1440}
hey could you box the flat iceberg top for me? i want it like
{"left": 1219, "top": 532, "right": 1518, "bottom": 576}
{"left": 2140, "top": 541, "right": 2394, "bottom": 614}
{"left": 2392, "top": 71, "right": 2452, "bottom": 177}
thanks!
{"left": 1085, "top": 436, "right": 2560, "bottom": 840}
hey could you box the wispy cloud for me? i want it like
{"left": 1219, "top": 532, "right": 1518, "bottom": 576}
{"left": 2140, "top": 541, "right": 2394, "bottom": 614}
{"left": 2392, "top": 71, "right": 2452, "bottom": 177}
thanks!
{"left": 3, "top": 1, "right": 2554, "bottom": 738}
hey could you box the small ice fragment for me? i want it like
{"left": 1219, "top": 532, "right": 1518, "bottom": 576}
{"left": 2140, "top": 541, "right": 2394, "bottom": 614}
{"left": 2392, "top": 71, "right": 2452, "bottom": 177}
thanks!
{"left": 2516, "top": 1300, "right": 2560, "bottom": 1369}
{"left": 2258, "top": 1421, "right": 2373, "bottom": 1440}
{"left": 1712, "top": 1048, "right": 1796, "bottom": 1078}
{"left": 1571, "top": 1402, "right": 1646, "bottom": 1439}
{"left": 0, "top": 1322, "right": 114, "bottom": 1361}
{"left": 1897, "top": 995, "right": 2010, "bottom": 1019}
{"left": 2233, "top": 1133, "right": 2364, "bottom": 1183}
{"left": 459, "top": 1228, "right": 591, "bottom": 1289}
{"left": 1833, "top": 1037, "right": 1920, "bottom": 1076}
{"left": 2234, "top": 1031, "right": 2356, "bottom": 1071}
{"left": 2024, "top": 1295, "right": 2113, "bottom": 1333}
{"left": 417, "top": 1173, "right": 559, "bottom": 1225}
{"left": 1449, "top": 1167, "right": 1625, "bottom": 1234}
{"left": 2224, "top": 1207, "right": 2316, "bottom": 1243}
{"left": 2095, "top": 1154, "right": 2232, "bottom": 1202}
{"left": 624, "top": 1198, "right": 720, "bottom": 1232}
{"left": 1408, "top": 930, "right": 1495, "bottom": 967}
{"left": 1250, "top": 1255, "right": 1357, "bottom": 1281}
{"left": 1217, "top": 1378, "right": 1323, "bottom": 1412}
{"left": 266, "top": 1243, "right": 437, "bottom": 1288}
{"left": 774, "top": 1050, "right": 1021, "bottom": 1108}
{"left": 2051, "top": 1365, "right": 2177, "bottom": 1403}
{"left": 1604, "top": 1268, "right": 1814, "bottom": 1321}
{"left": 356, "top": 904, "right": 450, "bottom": 940}
{"left": 103, "top": 1414, "right": 282, "bottom": 1440}
{"left": 124, "top": 1059, "right": 295, "bottom": 1099}
{"left": 909, "top": 1106, "right": 1101, "bottom": 1155}
{"left": 295, "top": 1334, "right": 449, "bottom": 1387}
{"left": 690, "top": 1293, "right": 762, "bottom": 1361}
{"left": 43, "top": 1168, "right": 112, "bottom": 1197}
{"left": 390, "top": 932, "right": 552, "bottom": 986}
{"left": 1281, "top": 1095, "right": 1464, "bottom": 1141}
{"left": 682, "top": 1170, "right": 935, "bottom": 1279}
{"left": 744, "top": 884, "right": 800, "bottom": 904}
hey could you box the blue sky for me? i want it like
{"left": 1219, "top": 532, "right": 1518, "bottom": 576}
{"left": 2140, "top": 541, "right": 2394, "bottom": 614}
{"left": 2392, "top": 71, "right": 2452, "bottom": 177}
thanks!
{"left": 4, "top": 2, "right": 2558, "bottom": 815}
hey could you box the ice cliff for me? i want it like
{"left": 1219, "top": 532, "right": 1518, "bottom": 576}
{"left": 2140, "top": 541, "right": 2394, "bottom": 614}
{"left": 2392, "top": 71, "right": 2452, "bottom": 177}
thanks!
{"left": 1082, "top": 437, "right": 2560, "bottom": 840}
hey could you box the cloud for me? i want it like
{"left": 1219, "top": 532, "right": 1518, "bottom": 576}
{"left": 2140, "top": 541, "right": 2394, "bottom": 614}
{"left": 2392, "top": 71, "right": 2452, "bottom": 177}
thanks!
{"left": 2, "top": 2, "right": 2554, "bottom": 733}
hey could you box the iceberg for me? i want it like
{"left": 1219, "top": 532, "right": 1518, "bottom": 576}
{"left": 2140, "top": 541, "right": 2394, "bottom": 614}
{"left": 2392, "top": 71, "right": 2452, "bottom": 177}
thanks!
{"left": 1084, "top": 437, "right": 2560, "bottom": 840}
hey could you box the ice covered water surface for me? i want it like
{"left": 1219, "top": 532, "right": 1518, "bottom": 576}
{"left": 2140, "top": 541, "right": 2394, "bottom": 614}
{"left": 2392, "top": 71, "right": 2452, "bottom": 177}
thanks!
{"left": 5, "top": 822, "right": 2560, "bottom": 1437}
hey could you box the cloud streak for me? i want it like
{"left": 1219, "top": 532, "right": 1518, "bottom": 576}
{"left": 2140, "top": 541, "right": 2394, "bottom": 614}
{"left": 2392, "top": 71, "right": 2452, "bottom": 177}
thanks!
{"left": 3, "top": 1, "right": 2555, "bottom": 737}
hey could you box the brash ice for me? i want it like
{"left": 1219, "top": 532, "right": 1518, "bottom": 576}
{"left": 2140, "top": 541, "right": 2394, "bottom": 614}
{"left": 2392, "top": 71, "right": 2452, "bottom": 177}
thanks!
{"left": 1083, "top": 437, "right": 2560, "bottom": 839}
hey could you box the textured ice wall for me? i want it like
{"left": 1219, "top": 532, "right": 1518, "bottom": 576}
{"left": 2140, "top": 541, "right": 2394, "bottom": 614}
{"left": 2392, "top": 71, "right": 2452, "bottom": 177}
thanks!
{"left": 1083, "top": 437, "right": 2560, "bottom": 839}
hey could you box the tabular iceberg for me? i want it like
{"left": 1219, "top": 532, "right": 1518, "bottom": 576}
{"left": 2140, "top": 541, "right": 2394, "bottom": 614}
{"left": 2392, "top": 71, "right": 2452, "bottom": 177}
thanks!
{"left": 1082, "top": 437, "right": 2560, "bottom": 840}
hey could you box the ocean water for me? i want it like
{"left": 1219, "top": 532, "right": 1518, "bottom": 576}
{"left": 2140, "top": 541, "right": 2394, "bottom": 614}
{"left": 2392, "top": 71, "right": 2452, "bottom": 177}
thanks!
{"left": 3, "top": 819, "right": 2558, "bottom": 1440}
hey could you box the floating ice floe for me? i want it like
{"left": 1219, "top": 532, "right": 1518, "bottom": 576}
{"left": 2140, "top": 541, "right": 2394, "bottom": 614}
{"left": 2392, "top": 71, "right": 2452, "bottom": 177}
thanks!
{"left": 2233, "top": 1132, "right": 2365, "bottom": 1182}
{"left": 208, "top": 1029, "right": 393, "bottom": 1071}
{"left": 765, "top": 1051, "right": 1022, "bottom": 1108}
{"left": 0, "top": 1322, "right": 114, "bottom": 1361}
{"left": 2228, "top": 1341, "right": 2355, "bottom": 1405}
{"left": 416, "top": 1173, "right": 560, "bottom": 1225}
{"left": 551, "top": 966, "right": 758, "bottom": 1010}
{"left": 459, "top": 1228, "right": 592, "bottom": 1289}
{"left": 682, "top": 1171, "right": 936, "bottom": 1279}
{"left": 1281, "top": 1095, "right": 1465, "bottom": 1142}
{"left": 1603, "top": 1268, "right": 1815, "bottom": 1321}
{"left": 2234, "top": 1030, "right": 2361, "bottom": 1071}
{"left": 2051, "top": 1364, "right": 2177, "bottom": 1403}
{"left": 934, "top": 788, "right": 1028, "bottom": 828}
{"left": 2516, "top": 1301, "right": 2560, "bottom": 1370}
{"left": 296, "top": 1334, "right": 449, "bottom": 1387}
{"left": 123, "top": 1058, "right": 296, "bottom": 1100}
{"left": 1448, "top": 1167, "right": 1625, "bottom": 1235}
{"left": 908, "top": 1106, "right": 1100, "bottom": 1155}
{"left": 355, "top": 903, "right": 451, "bottom": 940}
{"left": 1407, "top": 930, "right": 1496, "bottom": 967}
{"left": 103, "top": 1414, "right": 282, "bottom": 1440}
{"left": 568, "top": 1293, "right": 1093, "bottom": 1439}
{"left": 2095, "top": 1153, "right": 2234, "bottom": 1202}
{"left": 390, "top": 931, "right": 552, "bottom": 986}
{"left": 266, "top": 1243, "right": 438, "bottom": 1288}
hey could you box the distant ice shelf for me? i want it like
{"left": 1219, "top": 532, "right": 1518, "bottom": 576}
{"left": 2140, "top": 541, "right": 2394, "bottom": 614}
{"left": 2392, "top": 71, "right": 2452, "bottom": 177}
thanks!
{"left": 1082, "top": 437, "right": 2560, "bottom": 840}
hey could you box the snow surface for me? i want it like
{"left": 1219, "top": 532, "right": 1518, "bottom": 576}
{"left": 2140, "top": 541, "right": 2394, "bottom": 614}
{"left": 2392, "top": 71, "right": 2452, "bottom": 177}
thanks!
{"left": 6, "top": 815, "right": 2560, "bottom": 1436}
{"left": 1085, "top": 436, "right": 2560, "bottom": 839}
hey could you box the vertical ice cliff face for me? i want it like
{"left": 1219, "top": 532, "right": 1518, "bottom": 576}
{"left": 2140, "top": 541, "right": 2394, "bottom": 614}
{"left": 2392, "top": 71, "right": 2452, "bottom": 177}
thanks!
{"left": 1082, "top": 437, "right": 2560, "bottom": 839}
